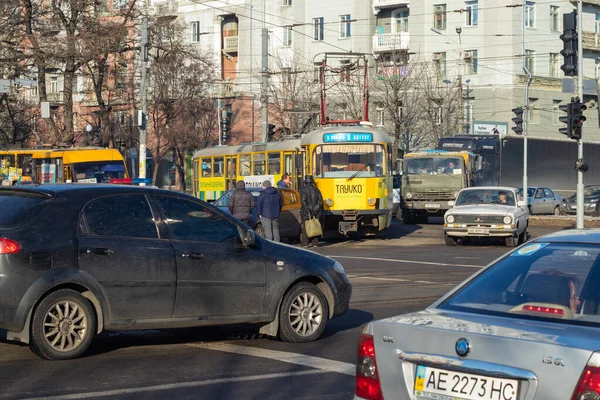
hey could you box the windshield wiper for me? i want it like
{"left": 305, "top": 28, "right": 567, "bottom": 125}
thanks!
{"left": 348, "top": 162, "right": 373, "bottom": 181}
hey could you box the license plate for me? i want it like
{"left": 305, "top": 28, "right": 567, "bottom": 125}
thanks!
{"left": 414, "top": 365, "right": 519, "bottom": 400}
{"left": 468, "top": 228, "right": 489, "bottom": 234}
{"left": 571, "top": 205, "right": 577, "bottom": 209}
{"left": 425, "top": 203, "right": 441, "bottom": 209}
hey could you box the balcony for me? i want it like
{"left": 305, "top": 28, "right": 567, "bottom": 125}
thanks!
{"left": 155, "top": 1, "right": 178, "bottom": 18}
{"left": 223, "top": 36, "right": 238, "bottom": 53}
{"left": 46, "top": 92, "right": 63, "bottom": 103}
{"left": 373, "top": 0, "right": 409, "bottom": 10}
{"left": 372, "top": 32, "right": 409, "bottom": 52}
{"left": 583, "top": 31, "right": 600, "bottom": 51}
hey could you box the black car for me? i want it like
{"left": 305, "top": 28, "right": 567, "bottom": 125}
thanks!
{"left": 0, "top": 185, "right": 351, "bottom": 360}
{"left": 564, "top": 185, "right": 600, "bottom": 216}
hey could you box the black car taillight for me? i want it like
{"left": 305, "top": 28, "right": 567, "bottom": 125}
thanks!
{"left": 356, "top": 333, "right": 384, "bottom": 400}
{"left": 571, "top": 365, "right": 600, "bottom": 400}
{"left": 0, "top": 238, "right": 21, "bottom": 255}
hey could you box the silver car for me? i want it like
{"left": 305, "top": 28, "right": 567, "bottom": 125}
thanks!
{"left": 519, "top": 187, "right": 563, "bottom": 215}
{"left": 444, "top": 187, "right": 529, "bottom": 247}
{"left": 354, "top": 230, "right": 600, "bottom": 400}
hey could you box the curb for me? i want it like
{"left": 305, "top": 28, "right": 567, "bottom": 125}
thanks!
{"left": 529, "top": 216, "right": 600, "bottom": 228}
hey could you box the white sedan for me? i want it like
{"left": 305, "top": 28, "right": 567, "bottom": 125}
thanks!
{"left": 443, "top": 187, "right": 529, "bottom": 247}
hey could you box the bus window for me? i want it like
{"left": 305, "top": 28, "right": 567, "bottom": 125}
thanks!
{"left": 214, "top": 157, "right": 224, "bottom": 177}
{"left": 268, "top": 153, "right": 280, "bottom": 174}
{"left": 0, "top": 155, "right": 15, "bottom": 169}
{"left": 240, "top": 155, "right": 251, "bottom": 176}
{"left": 314, "top": 144, "right": 385, "bottom": 178}
{"left": 201, "top": 158, "right": 212, "bottom": 177}
{"left": 253, "top": 153, "right": 265, "bottom": 175}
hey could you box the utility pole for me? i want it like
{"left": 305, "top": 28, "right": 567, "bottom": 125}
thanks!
{"left": 260, "top": 0, "right": 268, "bottom": 143}
{"left": 522, "top": 0, "right": 532, "bottom": 210}
{"left": 577, "top": 0, "right": 584, "bottom": 229}
{"left": 139, "top": 13, "right": 149, "bottom": 185}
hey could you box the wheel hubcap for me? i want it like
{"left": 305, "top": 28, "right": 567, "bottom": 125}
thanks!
{"left": 289, "top": 293, "right": 322, "bottom": 337}
{"left": 43, "top": 300, "right": 88, "bottom": 352}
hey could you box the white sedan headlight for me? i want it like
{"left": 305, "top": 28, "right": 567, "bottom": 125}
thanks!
{"left": 446, "top": 215, "right": 455, "bottom": 224}
{"left": 503, "top": 216, "right": 512, "bottom": 224}
{"left": 333, "top": 261, "right": 345, "bottom": 275}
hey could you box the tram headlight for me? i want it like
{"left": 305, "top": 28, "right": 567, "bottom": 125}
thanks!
{"left": 446, "top": 215, "right": 455, "bottom": 224}
{"left": 325, "top": 198, "right": 334, "bottom": 207}
{"left": 406, "top": 192, "right": 413, "bottom": 199}
{"left": 367, "top": 197, "right": 376, "bottom": 206}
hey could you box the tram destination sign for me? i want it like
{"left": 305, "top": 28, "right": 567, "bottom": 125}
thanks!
{"left": 323, "top": 132, "right": 373, "bottom": 143}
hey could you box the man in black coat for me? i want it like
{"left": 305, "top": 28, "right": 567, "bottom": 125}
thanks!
{"left": 299, "top": 175, "right": 323, "bottom": 247}
{"left": 228, "top": 180, "right": 255, "bottom": 225}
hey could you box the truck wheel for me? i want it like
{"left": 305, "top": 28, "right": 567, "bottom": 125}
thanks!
{"left": 30, "top": 289, "right": 96, "bottom": 360}
{"left": 445, "top": 234, "right": 457, "bottom": 246}
{"left": 279, "top": 282, "right": 329, "bottom": 343}
{"left": 402, "top": 211, "right": 415, "bottom": 225}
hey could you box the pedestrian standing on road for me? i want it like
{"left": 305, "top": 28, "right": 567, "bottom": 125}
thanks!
{"left": 300, "top": 175, "right": 324, "bottom": 248}
{"left": 228, "top": 180, "right": 255, "bottom": 225}
{"left": 256, "top": 180, "right": 283, "bottom": 241}
{"left": 277, "top": 174, "right": 291, "bottom": 188}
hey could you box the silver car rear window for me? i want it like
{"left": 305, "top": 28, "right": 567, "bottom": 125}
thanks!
{"left": 439, "top": 243, "right": 600, "bottom": 327}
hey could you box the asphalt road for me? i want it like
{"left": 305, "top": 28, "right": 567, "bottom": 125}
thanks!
{"left": 0, "top": 220, "right": 561, "bottom": 400}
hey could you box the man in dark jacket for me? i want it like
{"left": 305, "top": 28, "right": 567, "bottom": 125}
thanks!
{"left": 256, "top": 180, "right": 283, "bottom": 241}
{"left": 299, "top": 175, "right": 323, "bottom": 247}
{"left": 228, "top": 180, "right": 255, "bottom": 225}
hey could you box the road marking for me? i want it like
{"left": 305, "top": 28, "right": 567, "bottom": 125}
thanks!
{"left": 188, "top": 342, "right": 355, "bottom": 376}
{"left": 329, "top": 255, "right": 483, "bottom": 269}
{"left": 348, "top": 275, "right": 442, "bottom": 285}
{"left": 20, "top": 370, "right": 324, "bottom": 400}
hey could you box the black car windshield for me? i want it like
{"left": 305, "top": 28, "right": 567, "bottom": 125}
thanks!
{"left": 584, "top": 186, "right": 600, "bottom": 197}
{"left": 72, "top": 161, "right": 126, "bottom": 183}
{"left": 455, "top": 189, "right": 516, "bottom": 206}
{"left": 439, "top": 243, "right": 600, "bottom": 327}
{"left": 0, "top": 192, "right": 50, "bottom": 227}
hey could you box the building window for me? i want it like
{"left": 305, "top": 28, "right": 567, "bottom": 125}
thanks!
{"left": 596, "top": 13, "right": 600, "bottom": 35}
{"left": 283, "top": 26, "right": 292, "bottom": 46}
{"left": 113, "top": 0, "right": 127, "bottom": 10}
{"left": 50, "top": 77, "right": 58, "bottom": 93}
{"left": 525, "top": 1, "right": 535, "bottom": 28}
{"left": 464, "top": 50, "right": 478, "bottom": 75}
{"left": 550, "top": 6, "right": 559, "bottom": 32}
{"left": 191, "top": 21, "right": 201, "bottom": 43}
{"left": 376, "top": 108, "right": 385, "bottom": 127}
{"left": 313, "top": 17, "right": 324, "bottom": 41}
{"left": 549, "top": 53, "right": 559, "bottom": 78}
{"left": 552, "top": 100, "right": 561, "bottom": 125}
{"left": 596, "top": 61, "right": 600, "bottom": 79}
{"left": 282, "top": 0, "right": 291, "bottom": 5}
{"left": 434, "top": 4, "right": 447, "bottom": 30}
{"left": 395, "top": 10, "right": 409, "bottom": 33}
{"left": 465, "top": 1, "right": 478, "bottom": 27}
{"left": 528, "top": 98, "right": 539, "bottom": 124}
{"left": 525, "top": 50, "right": 535, "bottom": 75}
{"left": 433, "top": 52, "right": 446, "bottom": 78}
{"left": 340, "top": 14, "right": 351, "bottom": 38}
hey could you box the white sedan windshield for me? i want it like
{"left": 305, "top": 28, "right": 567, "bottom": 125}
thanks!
{"left": 456, "top": 189, "right": 515, "bottom": 207}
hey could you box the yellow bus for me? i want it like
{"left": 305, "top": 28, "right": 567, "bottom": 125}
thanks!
{"left": 302, "top": 125, "right": 394, "bottom": 235}
{"left": 0, "top": 149, "right": 51, "bottom": 183}
{"left": 192, "top": 141, "right": 304, "bottom": 201}
{"left": 31, "top": 148, "right": 128, "bottom": 184}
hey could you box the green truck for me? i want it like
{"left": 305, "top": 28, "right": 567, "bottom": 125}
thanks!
{"left": 401, "top": 150, "right": 479, "bottom": 224}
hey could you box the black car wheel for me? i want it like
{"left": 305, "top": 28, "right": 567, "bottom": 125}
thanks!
{"left": 279, "top": 282, "right": 329, "bottom": 343}
{"left": 30, "top": 289, "right": 96, "bottom": 360}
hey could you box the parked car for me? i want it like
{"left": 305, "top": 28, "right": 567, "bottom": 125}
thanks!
{"left": 443, "top": 187, "right": 529, "bottom": 247}
{"left": 518, "top": 186, "right": 563, "bottom": 215}
{"left": 0, "top": 184, "right": 351, "bottom": 360}
{"left": 564, "top": 185, "right": 600, "bottom": 216}
{"left": 213, "top": 187, "right": 303, "bottom": 240}
{"left": 355, "top": 229, "right": 600, "bottom": 400}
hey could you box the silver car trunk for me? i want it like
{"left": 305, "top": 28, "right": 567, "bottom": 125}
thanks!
{"left": 371, "top": 309, "right": 597, "bottom": 400}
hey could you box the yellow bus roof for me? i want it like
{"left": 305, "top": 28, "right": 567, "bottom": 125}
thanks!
{"left": 32, "top": 148, "right": 125, "bottom": 162}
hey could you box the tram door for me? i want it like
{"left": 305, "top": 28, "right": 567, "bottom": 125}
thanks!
{"left": 225, "top": 156, "right": 236, "bottom": 190}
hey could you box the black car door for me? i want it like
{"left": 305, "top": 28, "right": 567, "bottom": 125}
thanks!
{"left": 77, "top": 194, "right": 176, "bottom": 322}
{"left": 154, "top": 194, "right": 267, "bottom": 319}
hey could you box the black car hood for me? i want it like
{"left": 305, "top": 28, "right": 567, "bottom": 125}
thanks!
{"left": 259, "top": 238, "right": 335, "bottom": 269}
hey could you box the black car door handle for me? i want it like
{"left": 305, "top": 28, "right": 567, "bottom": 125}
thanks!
{"left": 181, "top": 252, "right": 205, "bottom": 259}
{"left": 87, "top": 248, "right": 114, "bottom": 255}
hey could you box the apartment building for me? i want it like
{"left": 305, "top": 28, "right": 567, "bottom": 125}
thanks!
{"left": 406, "top": 0, "right": 600, "bottom": 140}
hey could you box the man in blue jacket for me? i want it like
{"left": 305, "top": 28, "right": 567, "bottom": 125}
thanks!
{"left": 256, "top": 180, "right": 283, "bottom": 241}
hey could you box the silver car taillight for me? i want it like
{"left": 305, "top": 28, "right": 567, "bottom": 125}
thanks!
{"left": 356, "top": 333, "right": 384, "bottom": 400}
{"left": 571, "top": 354, "right": 600, "bottom": 400}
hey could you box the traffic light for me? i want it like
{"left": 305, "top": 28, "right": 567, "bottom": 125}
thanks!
{"left": 511, "top": 107, "right": 523, "bottom": 135}
{"left": 560, "top": 12, "right": 578, "bottom": 77}
{"left": 267, "top": 123, "right": 275, "bottom": 141}
{"left": 572, "top": 98, "right": 587, "bottom": 140}
{"left": 221, "top": 110, "right": 232, "bottom": 143}
{"left": 559, "top": 101, "right": 574, "bottom": 138}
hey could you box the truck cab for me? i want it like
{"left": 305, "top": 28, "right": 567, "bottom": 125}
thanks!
{"left": 401, "top": 150, "right": 477, "bottom": 224}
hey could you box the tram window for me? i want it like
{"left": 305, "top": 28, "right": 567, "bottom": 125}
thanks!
{"left": 201, "top": 158, "right": 212, "bottom": 177}
{"left": 314, "top": 144, "right": 385, "bottom": 178}
{"left": 254, "top": 153, "right": 266, "bottom": 175}
{"left": 284, "top": 154, "right": 293, "bottom": 175}
{"left": 268, "top": 153, "right": 281, "bottom": 174}
{"left": 240, "top": 155, "right": 251, "bottom": 176}
{"left": 227, "top": 158, "right": 237, "bottom": 178}
{"left": 213, "top": 157, "right": 224, "bottom": 177}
